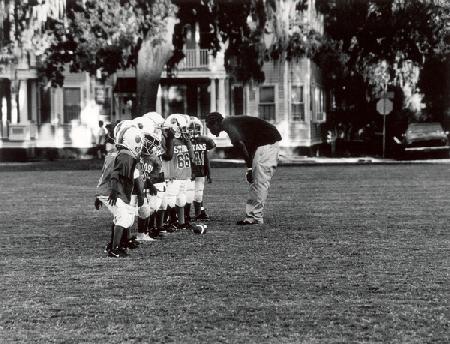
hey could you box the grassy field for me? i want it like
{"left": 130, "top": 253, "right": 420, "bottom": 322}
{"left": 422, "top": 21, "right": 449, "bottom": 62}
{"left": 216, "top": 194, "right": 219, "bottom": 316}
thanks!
{"left": 0, "top": 163, "right": 449, "bottom": 343}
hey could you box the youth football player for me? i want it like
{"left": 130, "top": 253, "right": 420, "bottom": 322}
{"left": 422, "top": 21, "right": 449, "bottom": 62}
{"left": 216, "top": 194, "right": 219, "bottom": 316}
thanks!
{"left": 96, "top": 125, "right": 145, "bottom": 257}
{"left": 161, "top": 113, "right": 194, "bottom": 230}
{"left": 132, "top": 116, "right": 162, "bottom": 242}
{"left": 185, "top": 116, "right": 216, "bottom": 221}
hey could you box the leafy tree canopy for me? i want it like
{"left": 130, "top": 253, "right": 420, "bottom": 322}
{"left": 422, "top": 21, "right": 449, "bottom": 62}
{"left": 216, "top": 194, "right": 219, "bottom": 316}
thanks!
{"left": 317, "top": 0, "right": 449, "bottom": 97}
{"left": 36, "top": 0, "right": 326, "bottom": 86}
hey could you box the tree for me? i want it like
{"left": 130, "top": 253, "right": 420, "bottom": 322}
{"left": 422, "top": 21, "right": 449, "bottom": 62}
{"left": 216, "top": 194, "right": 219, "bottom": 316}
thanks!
{"left": 317, "top": 0, "right": 450, "bottom": 116}
{"left": 38, "top": 0, "right": 326, "bottom": 116}
{"left": 38, "top": 0, "right": 177, "bottom": 115}
{"left": 0, "top": 0, "right": 66, "bottom": 121}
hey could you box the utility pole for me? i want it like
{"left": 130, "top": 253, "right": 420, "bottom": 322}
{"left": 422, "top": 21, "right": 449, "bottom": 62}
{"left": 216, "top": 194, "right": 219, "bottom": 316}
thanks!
{"left": 382, "top": 83, "right": 387, "bottom": 158}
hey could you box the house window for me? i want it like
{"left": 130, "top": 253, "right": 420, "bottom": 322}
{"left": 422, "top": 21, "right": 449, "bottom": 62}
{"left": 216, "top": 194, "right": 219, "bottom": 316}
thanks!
{"left": 232, "top": 85, "right": 244, "bottom": 116}
{"left": 161, "top": 85, "right": 186, "bottom": 116}
{"left": 311, "top": 85, "right": 325, "bottom": 122}
{"left": 258, "top": 86, "right": 276, "bottom": 122}
{"left": 314, "top": 87, "right": 325, "bottom": 122}
{"left": 63, "top": 87, "right": 81, "bottom": 123}
{"left": 291, "top": 85, "right": 304, "bottom": 121}
{"left": 39, "top": 86, "right": 51, "bottom": 123}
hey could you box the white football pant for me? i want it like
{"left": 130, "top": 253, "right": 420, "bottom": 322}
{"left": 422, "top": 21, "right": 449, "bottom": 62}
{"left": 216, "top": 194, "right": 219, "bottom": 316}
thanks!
{"left": 98, "top": 196, "right": 136, "bottom": 228}
{"left": 165, "top": 179, "right": 187, "bottom": 208}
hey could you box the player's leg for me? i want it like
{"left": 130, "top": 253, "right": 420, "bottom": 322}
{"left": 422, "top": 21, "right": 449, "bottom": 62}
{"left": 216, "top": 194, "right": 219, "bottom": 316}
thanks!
{"left": 193, "top": 177, "right": 208, "bottom": 220}
{"left": 103, "top": 223, "right": 114, "bottom": 253}
{"left": 107, "top": 198, "right": 136, "bottom": 257}
{"left": 147, "top": 182, "right": 164, "bottom": 238}
{"left": 155, "top": 182, "right": 167, "bottom": 238}
{"left": 98, "top": 195, "right": 125, "bottom": 255}
{"left": 175, "top": 179, "right": 188, "bottom": 229}
{"left": 193, "top": 200, "right": 201, "bottom": 219}
{"left": 185, "top": 178, "right": 195, "bottom": 225}
{"left": 165, "top": 179, "right": 181, "bottom": 231}
{"left": 147, "top": 213, "right": 156, "bottom": 233}
{"left": 136, "top": 196, "right": 154, "bottom": 242}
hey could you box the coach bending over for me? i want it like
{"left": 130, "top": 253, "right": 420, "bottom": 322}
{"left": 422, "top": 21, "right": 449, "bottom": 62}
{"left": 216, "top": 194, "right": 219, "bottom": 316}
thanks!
{"left": 206, "top": 112, "right": 282, "bottom": 225}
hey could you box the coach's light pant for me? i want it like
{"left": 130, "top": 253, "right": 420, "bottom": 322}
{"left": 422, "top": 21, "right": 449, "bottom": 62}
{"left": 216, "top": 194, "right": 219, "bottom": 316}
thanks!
{"left": 245, "top": 142, "right": 280, "bottom": 223}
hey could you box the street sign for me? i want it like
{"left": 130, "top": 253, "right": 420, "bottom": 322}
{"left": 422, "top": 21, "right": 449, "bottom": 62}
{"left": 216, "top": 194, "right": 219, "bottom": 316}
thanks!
{"left": 376, "top": 98, "right": 393, "bottom": 115}
{"left": 377, "top": 91, "right": 395, "bottom": 99}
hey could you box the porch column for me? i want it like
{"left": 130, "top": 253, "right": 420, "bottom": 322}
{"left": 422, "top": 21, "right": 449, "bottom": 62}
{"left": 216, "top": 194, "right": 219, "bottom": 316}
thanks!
{"left": 218, "top": 78, "right": 226, "bottom": 115}
{"left": 156, "top": 85, "right": 162, "bottom": 116}
{"left": 18, "top": 79, "right": 28, "bottom": 123}
{"left": 209, "top": 78, "right": 216, "bottom": 113}
{"left": 30, "top": 80, "right": 38, "bottom": 123}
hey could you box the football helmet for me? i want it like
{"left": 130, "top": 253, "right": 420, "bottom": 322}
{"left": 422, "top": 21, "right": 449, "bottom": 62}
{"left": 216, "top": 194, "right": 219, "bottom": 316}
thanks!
{"left": 117, "top": 126, "right": 144, "bottom": 158}
{"left": 114, "top": 120, "right": 137, "bottom": 144}
{"left": 187, "top": 116, "right": 203, "bottom": 138}
{"left": 133, "top": 116, "right": 162, "bottom": 154}
{"left": 164, "top": 113, "right": 189, "bottom": 139}
{"left": 143, "top": 111, "right": 165, "bottom": 127}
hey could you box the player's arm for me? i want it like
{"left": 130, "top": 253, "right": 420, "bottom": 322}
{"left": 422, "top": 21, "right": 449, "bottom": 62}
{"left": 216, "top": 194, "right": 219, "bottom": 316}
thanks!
{"left": 183, "top": 137, "right": 195, "bottom": 161}
{"left": 204, "top": 150, "right": 212, "bottom": 183}
{"left": 146, "top": 158, "right": 161, "bottom": 195}
{"left": 161, "top": 128, "right": 175, "bottom": 161}
{"left": 134, "top": 174, "right": 145, "bottom": 206}
{"left": 203, "top": 136, "right": 216, "bottom": 150}
{"left": 152, "top": 156, "right": 162, "bottom": 176}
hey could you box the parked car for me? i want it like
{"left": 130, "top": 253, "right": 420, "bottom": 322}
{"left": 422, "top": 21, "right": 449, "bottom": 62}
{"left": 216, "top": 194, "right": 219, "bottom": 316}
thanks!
{"left": 397, "top": 122, "right": 450, "bottom": 158}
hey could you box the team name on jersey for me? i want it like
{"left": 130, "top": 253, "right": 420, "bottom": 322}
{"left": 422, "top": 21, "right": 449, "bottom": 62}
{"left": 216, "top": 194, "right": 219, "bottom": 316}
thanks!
{"left": 193, "top": 143, "right": 207, "bottom": 151}
{"left": 173, "top": 145, "right": 189, "bottom": 154}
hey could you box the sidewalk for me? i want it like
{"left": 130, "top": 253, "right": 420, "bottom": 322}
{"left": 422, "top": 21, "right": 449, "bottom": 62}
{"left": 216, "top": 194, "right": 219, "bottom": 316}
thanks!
{"left": 1, "top": 156, "right": 450, "bottom": 171}
{"left": 210, "top": 156, "right": 450, "bottom": 167}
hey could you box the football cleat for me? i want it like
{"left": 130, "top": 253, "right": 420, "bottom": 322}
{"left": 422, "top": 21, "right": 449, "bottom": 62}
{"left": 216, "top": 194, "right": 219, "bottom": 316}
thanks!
{"left": 236, "top": 219, "right": 263, "bottom": 225}
{"left": 117, "top": 246, "right": 130, "bottom": 257}
{"left": 104, "top": 242, "right": 112, "bottom": 253}
{"left": 177, "top": 222, "right": 193, "bottom": 231}
{"left": 135, "top": 232, "right": 155, "bottom": 242}
{"left": 107, "top": 248, "right": 121, "bottom": 258}
{"left": 148, "top": 228, "right": 163, "bottom": 239}
{"left": 162, "top": 223, "right": 178, "bottom": 233}
{"left": 127, "top": 239, "right": 140, "bottom": 249}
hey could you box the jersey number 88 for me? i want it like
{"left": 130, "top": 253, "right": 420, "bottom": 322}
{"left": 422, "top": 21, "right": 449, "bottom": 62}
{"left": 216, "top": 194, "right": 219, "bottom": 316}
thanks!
{"left": 176, "top": 153, "right": 191, "bottom": 169}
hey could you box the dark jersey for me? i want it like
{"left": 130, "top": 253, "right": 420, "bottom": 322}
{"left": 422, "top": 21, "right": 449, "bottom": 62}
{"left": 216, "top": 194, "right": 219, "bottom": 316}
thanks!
{"left": 138, "top": 152, "right": 164, "bottom": 188}
{"left": 191, "top": 135, "right": 216, "bottom": 177}
{"left": 110, "top": 150, "right": 137, "bottom": 204}
{"left": 222, "top": 116, "right": 281, "bottom": 158}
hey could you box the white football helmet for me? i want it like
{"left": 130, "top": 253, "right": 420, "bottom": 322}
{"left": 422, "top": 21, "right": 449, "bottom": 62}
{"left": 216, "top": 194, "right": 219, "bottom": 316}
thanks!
{"left": 133, "top": 116, "right": 162, "bottom": 154}
{"left": 114, "top": 120, "right": 137, "bottom": 145}
{"left": 164, "top": 113, "right": 189, "bottom": 139}
{"left": 188, "top": 116, "right": 203, "bottom": 138}
{"left": 143, "top": 111, "right": 165, "bottom": 127}
{"left": 117, "top": 126, "right": 144, "bottom": 158}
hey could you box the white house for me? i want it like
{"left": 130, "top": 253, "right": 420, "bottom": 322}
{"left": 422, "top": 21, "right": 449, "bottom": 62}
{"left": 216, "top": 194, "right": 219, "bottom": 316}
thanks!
{"left": 0, "top": 0, "right": 328, "bottom": 160}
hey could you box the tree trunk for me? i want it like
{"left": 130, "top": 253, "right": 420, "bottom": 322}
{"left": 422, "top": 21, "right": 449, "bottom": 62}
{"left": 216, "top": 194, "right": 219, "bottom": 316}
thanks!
{"left": 135, "top": 17, "right": 177, "bottom": 117}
